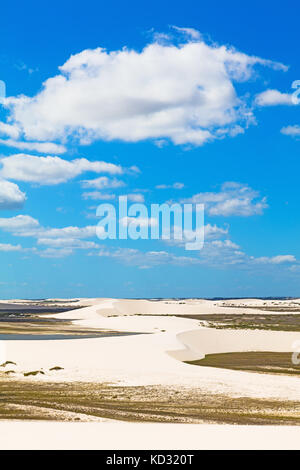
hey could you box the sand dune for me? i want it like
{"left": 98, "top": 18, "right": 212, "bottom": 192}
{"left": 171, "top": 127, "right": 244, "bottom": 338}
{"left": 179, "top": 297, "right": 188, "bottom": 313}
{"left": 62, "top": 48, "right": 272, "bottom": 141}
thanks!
{"left": 2, "top": 297, "right": 300, "bottom": 449}
{"left": 3, "top": 298, "right": 300, "bottom": 401}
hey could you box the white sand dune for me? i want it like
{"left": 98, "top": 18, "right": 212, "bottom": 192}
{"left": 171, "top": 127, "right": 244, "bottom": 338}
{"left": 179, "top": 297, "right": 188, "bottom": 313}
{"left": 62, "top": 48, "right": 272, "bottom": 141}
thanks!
{"left": 4, "top": 298, "right": 300, "bottom": 401}
{"left": 3, "top": 297, "right": 300, "bottom": 450}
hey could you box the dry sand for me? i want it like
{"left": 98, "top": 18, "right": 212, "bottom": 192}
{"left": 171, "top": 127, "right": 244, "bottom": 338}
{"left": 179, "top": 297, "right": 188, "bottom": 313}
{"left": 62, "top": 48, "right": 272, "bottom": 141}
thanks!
{"left": 2, "top": 297, "right": 300, "bottom": 449}
{"left": 3, "top": 298, "right": 300, "bottom": 399}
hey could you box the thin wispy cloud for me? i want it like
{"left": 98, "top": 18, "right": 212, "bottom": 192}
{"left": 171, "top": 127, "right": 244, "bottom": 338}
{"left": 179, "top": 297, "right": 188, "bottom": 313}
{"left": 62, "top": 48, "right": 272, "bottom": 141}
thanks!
{"left": 281, "top": 125, "right": 300, "bottom": 137}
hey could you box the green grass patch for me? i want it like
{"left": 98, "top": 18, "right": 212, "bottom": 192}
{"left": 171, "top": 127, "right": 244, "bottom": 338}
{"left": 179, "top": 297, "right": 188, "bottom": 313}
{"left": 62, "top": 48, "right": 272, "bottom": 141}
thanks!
{"left": 0, "top": 380, "right": 300, "bottom": 424}
{"left": 176, "top": 314, "right": 300, "bottom": 332}
{"left": 23, "top": 370, "right": 45, "bottom": 377}
{"left": 186, "top": 351, "right": 300, "bottom": 375}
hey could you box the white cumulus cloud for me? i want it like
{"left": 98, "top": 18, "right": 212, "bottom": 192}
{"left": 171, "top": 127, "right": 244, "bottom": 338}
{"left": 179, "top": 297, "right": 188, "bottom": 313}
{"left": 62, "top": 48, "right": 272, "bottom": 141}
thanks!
{"left": 0, "top": 179, "right": 26, "bottom": 210}
{"left": 0, "top": 122, "right": 20, "bottom": 139}
{"left": 1, "top": 32, "right": 287, "bottom": 148}
{"left": 180, "top": 182, "right": 268, "bottom": 216}
{"left": 0, "top": 154, "right": 122, "bottom": 185}
{"left": 255, "top": 89, "right": 295, "bottom": 106}
{"left": 0, "top": 214, "right": 39, "bottom": 230}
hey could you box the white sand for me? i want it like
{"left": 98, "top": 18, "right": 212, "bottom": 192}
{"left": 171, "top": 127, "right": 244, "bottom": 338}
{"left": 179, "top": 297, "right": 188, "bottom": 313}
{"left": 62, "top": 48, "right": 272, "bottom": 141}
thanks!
{"left": 1, "top": 422, "right": 300, "bottom": 450}
{"left": 3, "top": 298, "right": 300, "bottom": 400}
{"left": 2, "top": 297, "right": 300, "bottom": 450}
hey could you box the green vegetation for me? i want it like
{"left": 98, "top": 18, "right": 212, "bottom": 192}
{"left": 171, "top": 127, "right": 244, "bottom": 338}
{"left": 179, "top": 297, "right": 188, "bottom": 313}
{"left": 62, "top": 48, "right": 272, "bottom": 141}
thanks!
{"left": 0, "top": 380, "right": 300, "bottom": 424}
{"left": 23, "top": 370, "right": 45, "bottom": 377}
{"left": 176, "top": 314, "right": 300, "bottom": 331}
{"left": 0, "top": 319, "right": 137, "bottom": 337}
{"left": 186, "top": 351, "right": 300, "bottom": 375}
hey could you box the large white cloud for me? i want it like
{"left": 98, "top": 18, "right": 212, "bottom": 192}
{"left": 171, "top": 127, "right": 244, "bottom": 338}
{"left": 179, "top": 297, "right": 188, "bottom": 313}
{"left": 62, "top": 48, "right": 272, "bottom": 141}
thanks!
{"left": 0, "top": 179, "right": 26, "bottom": 210}
{"left": 0, "top": 122, "right": 20, "bottom": 139}
{"left": 0, "top": 154, "right": 122, "bottom": 185}
{"left": 2, "top": 32, "right": 286, "bottom": 147}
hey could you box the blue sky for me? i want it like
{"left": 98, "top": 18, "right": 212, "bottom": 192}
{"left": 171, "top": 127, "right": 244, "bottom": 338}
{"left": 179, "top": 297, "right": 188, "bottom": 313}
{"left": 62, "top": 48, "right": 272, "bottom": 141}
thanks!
{"left": 0, "top": 0, "right": 300, "bottom": 299}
